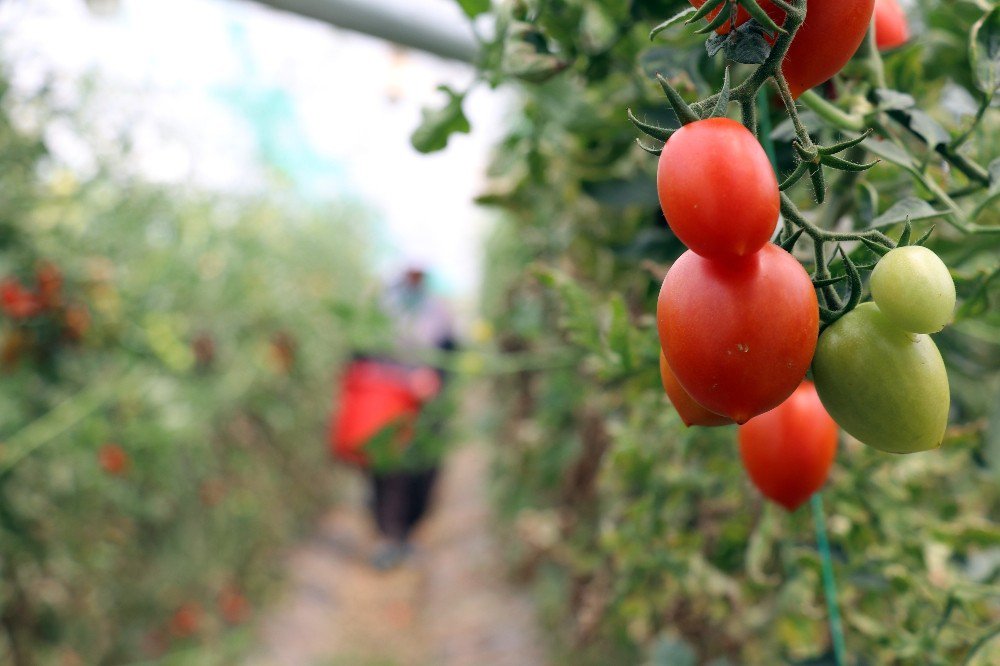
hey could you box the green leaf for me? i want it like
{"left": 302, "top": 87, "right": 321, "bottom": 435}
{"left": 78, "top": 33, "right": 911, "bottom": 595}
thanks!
{"left": 650, "top": 7, "right": 697, "bottom": 41}
{"left": 607, "top": 295, "right": 633, "bottom": 372}
{"left": 969, "top": 7, "right": 1000, "bottom": 95}
{"left": 887, "top": 108, "right": 951, "bottom": 148}
{"left": 503, "top": 22, "right": 570, "bottom": 83}
{"left": 861, "top": 135, "right": 916, "bottom": 170}
{"left": 410, "top": 86, "right": 470, "bottom": 154}
{"left": 971, "top": 157, "right": 1000, "bottom": 221}
{"left": 872, "top": 88, "right": 916, "bottom": 110}
{"left": 723, "top": 22, "right": 774, "bottom": 65}
{"left": 456, "top": 0, "right": 490, "bottom": 19}
{"left": 870, "top": 197, "right": 948, "bottom": 228}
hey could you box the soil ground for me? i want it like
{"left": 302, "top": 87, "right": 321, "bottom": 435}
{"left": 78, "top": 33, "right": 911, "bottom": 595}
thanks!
{"left": 246, "top": 444, "right": 546, "bottom": 666}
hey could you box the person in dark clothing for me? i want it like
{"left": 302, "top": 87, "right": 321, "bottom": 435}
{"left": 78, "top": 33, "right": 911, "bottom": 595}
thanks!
{"left": 367, "top": 266, "right": 457, "bottom": 570}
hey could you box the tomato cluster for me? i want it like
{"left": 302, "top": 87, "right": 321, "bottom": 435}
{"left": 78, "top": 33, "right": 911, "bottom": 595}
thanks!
{"left": 688, "top": 0, "right": 876, "bottom": 99}
{"left": 657, "top": 118, "right": 817, "bottom": 426}
{"left": 0, "top": 261, "right": 90, "bottom": 369}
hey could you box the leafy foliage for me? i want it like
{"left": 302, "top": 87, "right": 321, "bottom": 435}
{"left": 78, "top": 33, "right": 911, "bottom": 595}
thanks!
{"left": 442, "top": 0, "right": 1000, "bottom": 662}
{"left": 0, "top": 70, "right": 381, "bottom": 663}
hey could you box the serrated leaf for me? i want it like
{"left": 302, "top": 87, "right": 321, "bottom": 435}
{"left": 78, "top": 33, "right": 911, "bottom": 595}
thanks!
{"left": 970, "top": 7, "right": 1000, "bottom": 95}
{"left": 650, "top": 7, "right": 697, "bottom": 40}
{"left": 456, "top": 0, "right": 490, "bottom": 18}
{"left": 870, "top": 197, "right": 948, "bottom": 228}
{"left": 411, "top": 86, "right": 470, "bottom": 154}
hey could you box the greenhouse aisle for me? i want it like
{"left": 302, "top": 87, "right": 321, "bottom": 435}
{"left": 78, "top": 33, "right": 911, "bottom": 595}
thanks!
{"left": 247, "top": 444, "right": 547, "bottom": 666}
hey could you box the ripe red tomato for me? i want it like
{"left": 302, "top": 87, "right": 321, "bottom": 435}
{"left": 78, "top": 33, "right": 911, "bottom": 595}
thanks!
{"left": 657, "top": 118, "right": 778, "bottom": 259}
{"left": 0, "top": 278, "right": 41, "bottom": 319}
{"left": 659, "top": 352, "right": 733, "bottom": 427}
{"left": 657, "top": 244, "right": 818, "bottom": 424}
{"left": 782, "top": 0, "right": 875, "bottom": 98}
{"left": 688, "top": 0, "right": 783, "bottom": 35}
{"left": 738, "top": 381, "right": 838, "bottom": 510}
{"left": 874, "top": 0, "right": 909, "bottom": 50}
{"left": 98, "top": 443, "right": 129, "bottom": 476}
{"left": 169, "top": 603, "right": 202, "bottom": 638}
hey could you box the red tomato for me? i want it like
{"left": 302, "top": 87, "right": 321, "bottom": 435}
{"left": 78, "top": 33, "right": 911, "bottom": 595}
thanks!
{"left": 738, "top": 381, "right": 838, "bottom": 511}
{"left": 782, "top": 0, "right": 875, "bottom": 98}
{"left": 657, "top": 244, "right": 818, "bottom": 424}
{"left": 169, "top": 603, "right": 202, "bottom": 638}
{"left": 688, "top": 0, "right": 783, "bottom": 35}
{"left": 659, "top": 352, "right": 733, "bottom": 427}
{"left": 657, "top": 118, "right": 778, "bottom": 259}
{"left": 0, "top": 278, "right": 41, "bottom": 319}
{"left": 874, "top": 0, "right": 909, "bottom": 50}
{"left": 98, "top": 443, "right": 129, "bottom": 476}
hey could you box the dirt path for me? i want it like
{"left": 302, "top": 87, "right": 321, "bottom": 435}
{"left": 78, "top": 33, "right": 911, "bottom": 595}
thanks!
{"left": 246, "top": 444, "right": 546, "bottom": 666}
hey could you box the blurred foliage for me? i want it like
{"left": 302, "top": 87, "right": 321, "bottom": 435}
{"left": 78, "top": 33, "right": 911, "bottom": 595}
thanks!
{"left": 0, "top": 67, "right": 385, "bottom": 663}
{"left": 455, "top": 0, "right": 1000, "bottom": 663}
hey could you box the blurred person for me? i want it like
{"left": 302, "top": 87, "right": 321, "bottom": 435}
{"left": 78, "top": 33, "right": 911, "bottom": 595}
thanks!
{"left": 329, "top": 264, "right": 458, "bottom": 570}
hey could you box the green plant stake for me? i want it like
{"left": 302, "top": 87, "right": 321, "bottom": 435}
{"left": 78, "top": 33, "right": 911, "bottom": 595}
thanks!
{"left": 812, "top": 492, "right": 847, "bottom": 665}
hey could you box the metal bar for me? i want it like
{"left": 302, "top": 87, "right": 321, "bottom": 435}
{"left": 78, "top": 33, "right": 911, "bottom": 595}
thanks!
{"left": 247, "top": 0, "right": 480, "bottom": 63}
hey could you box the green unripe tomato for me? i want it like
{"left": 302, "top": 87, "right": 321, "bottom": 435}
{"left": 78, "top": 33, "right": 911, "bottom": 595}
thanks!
{"left": 869, "top": 246, "right": 955, "bottom": 334}
{"left": 812, "top": 303, "right": 949, "bottom": 454}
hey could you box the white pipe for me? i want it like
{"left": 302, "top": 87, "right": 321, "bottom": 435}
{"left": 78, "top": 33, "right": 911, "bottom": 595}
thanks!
{"left": 247, "top": 0, "right": 480, "bottom": 63}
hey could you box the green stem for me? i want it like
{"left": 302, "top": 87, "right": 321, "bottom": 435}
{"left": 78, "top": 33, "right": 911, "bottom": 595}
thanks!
{"left": 812, "top": 493, "right": 847, "bottom": 666}
{"left": 798, "top": 90, "right": 866, "bottom": 132}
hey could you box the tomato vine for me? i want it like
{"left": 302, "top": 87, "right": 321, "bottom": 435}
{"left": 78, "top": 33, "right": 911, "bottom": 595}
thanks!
{"left": 632, "top": 0, "right": 998, "bottom": 325}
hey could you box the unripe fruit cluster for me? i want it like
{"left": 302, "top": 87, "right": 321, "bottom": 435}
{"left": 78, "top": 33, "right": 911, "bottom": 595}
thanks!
{"left": 813, "top": 247, "right": 955, "bottom": 454}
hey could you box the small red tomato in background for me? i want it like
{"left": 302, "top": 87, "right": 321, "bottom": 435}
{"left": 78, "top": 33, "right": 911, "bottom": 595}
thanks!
{"left": 657, "top": 118, "right": 778, "bottom": 259}
{"left": 217, "top": 585, "right": 250, "bottom": 624}
{"left": 0, "top": 278, "right": 41, "bottom": 319}
{"left": 874, "top": 0, "right": 909, "bottom": 51}
{"left": 98, "top": 443, "right": 129, "bottom": 476}
{"left": 657, "top": 244, "right": 818, "bottom": 424}
{"left": 169, "top": 602, "right": 203, "bottom": 638}
{"left": 739, "top": 381, "right": 838, "bottom": 511}
{"left": 659, "top": 352, "right": 732, "bottom": 427}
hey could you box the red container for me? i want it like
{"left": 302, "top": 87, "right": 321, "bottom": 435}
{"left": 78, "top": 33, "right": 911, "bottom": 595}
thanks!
{"left": 329, "top": 359, "right": 421, "bottom": 466}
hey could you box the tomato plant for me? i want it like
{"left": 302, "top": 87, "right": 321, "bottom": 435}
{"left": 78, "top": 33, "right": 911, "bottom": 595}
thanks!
{"left": 870, "top": 246, "right": 956, "bottom": 334}
{"left": 812, "top": 303, "right": 950, "bottom": 453}
{"left": 657, "top": 244, "right": 818, "bottom": 424}
{"left": 874, "top": 0, "right": 910, "bottom": 51}
{"left": 657, "top": 118, "right": 778, "bottom": 259}
{"left": 659, "top": 352, "right": 733, "bottom": 427}
{"left": 738, "top": 381, "right": 838, "bottom": 511}
{"left": 437, "top": 0, "right": 1000, "bottom": 661}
